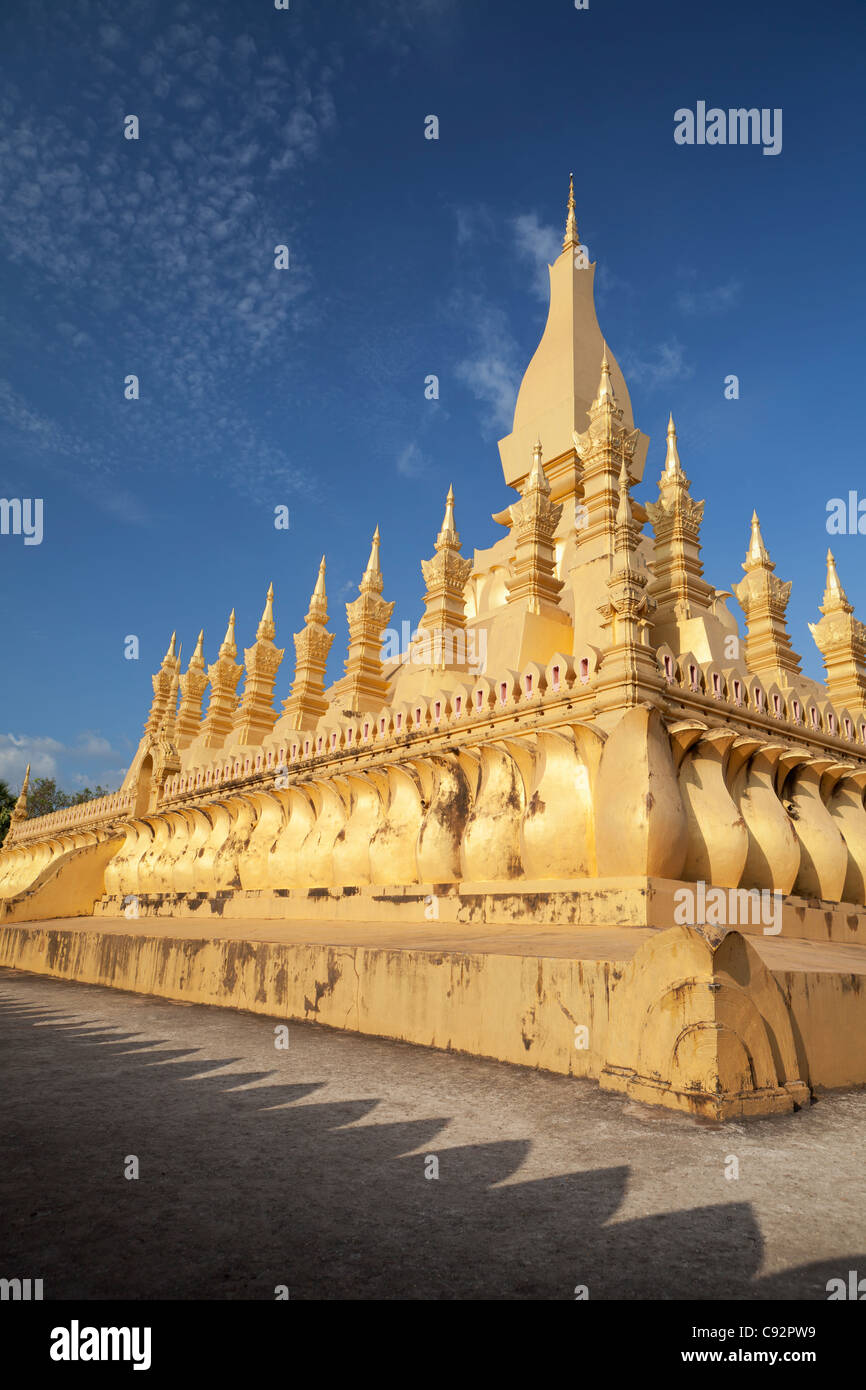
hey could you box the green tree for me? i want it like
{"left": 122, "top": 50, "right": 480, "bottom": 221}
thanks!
{"left": 0, "top": 779, "right": 16, "bottom": 846}
{"left": 23, "top": 778, "right": 114, "bottom": 820}
{"left": 26, "top": 777, "right": 66, "bottom": 818}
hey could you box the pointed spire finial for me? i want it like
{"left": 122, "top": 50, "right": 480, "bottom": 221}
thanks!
{"left": 563, "top": 171, "right": 579, "bottom": 250}
{"left": 11, "top": 763, "right": 31, "bottom": 823}
{"left": 162, "top": 631, "right": 177, "bottom": 667}
{"left": 525, "top": 439, "right": 550, "bottom": 496}
{"left": 743, "top": 512, "right": 774, "bottom": 572}
{"left": 306, "top": 556, "right": 329, "bottom": 624}
{"left": 823, "top": 548, "right": 852, "bottom": 612}
{"left": 594, "top": 346, "right": 616, "bottom": 408}
{"left": 664, "top": 412, "right": 683, "bottom": 475}
{"left": 257, "top": 582, "right": 276, "bottom": 641}
{"left": 313, "top": 555, "right": 326, "bottom": 597}
{"left": 436, "top": 485, "right": 459, "bottom": 547}
{"left": 219, "top": 608, "right": 237, "bottom": 659}
{"left": 189, "top": 630, "right": 205, "bottom": 670}
{"left": 360, "top": 527, "right": 384, "bottom": 594}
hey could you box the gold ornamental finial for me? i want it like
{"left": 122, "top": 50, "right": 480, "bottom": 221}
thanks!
{"left": 162, "top": 631, "right": 177, "bottom": 667}
{"left": 563, "top": 171, "right": 579, "bottom": 250}
{"left": 823, "top": 549, "right": 852, "bottom": 612}
{"left": 595, "top": 346, "right": 616, "bottom": 407}
{"left": 189, "top": 630, "right": 205, "bottom": 670}
{"left": 313, "top": 556, "right": 326, "bottom": 599}
{"left": 526, "top": 439, "right": 550, "bottom": 496}
{"left": 257, "top": 582, "right": 276, "bottom": 641}
{"left": 11, "top": 763, "right": 31, "bottom": 824}
{"left": 360, "top": 526, "right": 384, "bottom": 595}
{"left": 743, "top": 512, "right": 773, "bottom": 572}
{"left": 436, "top": 486, "right": 459, "bottom": 547}
{"left": 219, "top": 609, "right": 237, "bottom": 659}
{"left": 306, "top": 557, "right": 329, "bottom": 624}
{"left": 664, "top": 413, "right": 683, "bottom": 475}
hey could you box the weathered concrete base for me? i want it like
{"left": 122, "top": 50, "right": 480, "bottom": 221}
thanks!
{"left": 2, "top": 915, "right": 866, "bottom": 1120}
{"left": 92, "top": 878, "right": 866, "bottom": 946}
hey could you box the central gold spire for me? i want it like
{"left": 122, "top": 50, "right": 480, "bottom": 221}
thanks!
{"left": 498, "top": 178, "right": 648, "bottom": 501}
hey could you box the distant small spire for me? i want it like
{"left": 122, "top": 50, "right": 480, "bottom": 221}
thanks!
{"left": 313, "top": 556, "right": 326, "bottom": 599}
{"left": 360, "top": 526, "right": 384, "bottom": 594}
{"left": 162, "top": 631, "right": 177, "bottom": 667}
{"left": 219, "top": 609, "right": 237, "bottom": 659}
{"left": 563, "top": 171, "right": 579, "bottom": 250}
{"left": 595, "top": 346, "right": 616, "bottom": 407}
{"left": 743, "top": 512, "right": 774, "bottom": 571}
{"left": 823, "top": 548, "right": 853, "bottom": 612}
{"left": 434, "top": 484, "right": 461, "bottom": 550}
{"left": 525, "top": 439, "right": 550, "bottom": 496}
{"left": 257, "top": 582, "right": 276, "bottom": 642}
{"left": 11, "top": 763, "right": 31, "bottom": 823}
{"left": 664, "top": 413, "right": 683, "bottom": 475}
{"left": 306, "top": 556, "right": 329, "bottom": 624}
{"left": 189, "top": 630, "right": 205, "bottom": 670}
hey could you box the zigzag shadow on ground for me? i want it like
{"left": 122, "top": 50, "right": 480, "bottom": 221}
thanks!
{"left": 0, "top": 985, "right": 860, "bottom": 1300}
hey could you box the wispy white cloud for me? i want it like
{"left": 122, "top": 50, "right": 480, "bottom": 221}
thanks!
{"left": 396, "top": 442, "right": 426, "bottom": 478}
{"left": 676, "top": 278, "right": 741, "bottom": 316}
{"left": 0, "top": 7, "right": 340, "bottom": 509}
{"left": 455, "top": 297, "right": 522, "bottom": 437}
{"left": 511, "top": 212, "right": 560, "bottom": 300}
{"left": 454, "top": 203, "right": 496, "bottom": 247}
{"left": 0, "top": 730, "right": 123, "bottom": 787}
{"left": 620, "top": 340, "right": 694, "bottom": 391}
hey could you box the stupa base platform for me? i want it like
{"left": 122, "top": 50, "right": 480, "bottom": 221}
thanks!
{"left": 2, "top": 911, "right": 866, "bottom": 1121}
{"left": 79, "top": 877, "right": 866, "bottom": 947}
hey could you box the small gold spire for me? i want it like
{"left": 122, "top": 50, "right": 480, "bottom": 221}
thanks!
{"left": 823, "top": 549, "right": 852, "bottom": 613}
{"left": 257, "top": 582, "right": 276, "bottom": 641}
{"left": 189, "top": 630, "right": 205, "bottom": 670}
{"left": 162, "top": 632, "right": 177, "bottom": 666}
{"left": 219, "top": 609, "right": 237, "bottom": 659}
{"left": 664, "top": 413, "right": 682, "bottom": 475}
{"left": 440, "top": 484, "right": 457, "bottom": 535}
{"left": 595, "top": 347, "right": 616, "bottom": 407}
{"left": 312, "top": 556, "right": 326, "bottom": 599}
{"left": 526, "top": 439, "right": 550, "bottom": 495}
{"left": 11, "top": 763, "right": 31, "bottom": 823}
{"left": 744, "top": 512, "right": 773, "bottom": 571}
{"left": 307, "top": 557, "right": 329, "bottom": 624}
{"left": 360, "top": 526, "right": 384, "bottom": 595}
{"left": 563, "top": 171, "right": 579, "bottom": 250}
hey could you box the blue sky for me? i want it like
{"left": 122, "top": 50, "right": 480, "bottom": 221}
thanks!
{"left": 1, "top": 0, "right": 863, "bottom": 790}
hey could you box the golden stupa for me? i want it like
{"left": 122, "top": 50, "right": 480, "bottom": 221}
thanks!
{"left": 4, "top": 178, "right": 866, "bottom": 1121}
